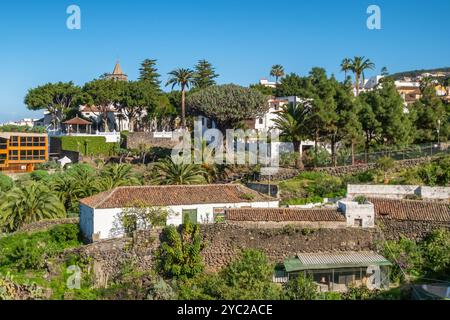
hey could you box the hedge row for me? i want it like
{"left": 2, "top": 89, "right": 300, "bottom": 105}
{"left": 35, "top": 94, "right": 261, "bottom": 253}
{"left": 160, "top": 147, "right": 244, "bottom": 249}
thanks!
{"left": 59, "top": 136, "right": 118, "bottom": 156}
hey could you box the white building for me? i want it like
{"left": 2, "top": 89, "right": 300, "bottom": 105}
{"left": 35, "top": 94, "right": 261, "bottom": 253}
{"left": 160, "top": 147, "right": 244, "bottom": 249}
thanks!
{"left": 1, "top": 118, "right": 40, "bottom": 128}
{"left": 259, "top": 79, "right": 277, "bottom": 88}
{"left": 79, "top": 184, "right": 279, "bottom": 242}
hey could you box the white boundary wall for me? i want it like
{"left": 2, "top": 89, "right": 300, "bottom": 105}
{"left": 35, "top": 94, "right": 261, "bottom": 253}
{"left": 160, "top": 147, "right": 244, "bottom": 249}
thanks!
{"left": 347, "top": 184, "right": 450, "bottom": 200}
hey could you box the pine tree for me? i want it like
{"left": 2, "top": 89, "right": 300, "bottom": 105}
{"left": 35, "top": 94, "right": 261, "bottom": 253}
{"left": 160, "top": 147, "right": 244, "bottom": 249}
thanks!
{"left": 193, "top": 59, "right": 219, "bottom": 89}
{"left": 139, "top": 59, "right": 161, "bottom": 91}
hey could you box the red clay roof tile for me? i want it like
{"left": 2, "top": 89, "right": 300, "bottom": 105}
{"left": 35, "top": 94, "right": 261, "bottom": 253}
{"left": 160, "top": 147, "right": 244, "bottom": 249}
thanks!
{"left": 80, "top": 184, "right": 276, "bottom": 209}
{"left": 226, "top": 207, "right": 345, "bottom": 222}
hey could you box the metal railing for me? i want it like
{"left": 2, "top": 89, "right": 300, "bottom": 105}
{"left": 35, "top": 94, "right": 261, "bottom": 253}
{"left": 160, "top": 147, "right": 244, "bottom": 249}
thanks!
{"left": 310, "top": 143, "right": 450, "bottom": 168}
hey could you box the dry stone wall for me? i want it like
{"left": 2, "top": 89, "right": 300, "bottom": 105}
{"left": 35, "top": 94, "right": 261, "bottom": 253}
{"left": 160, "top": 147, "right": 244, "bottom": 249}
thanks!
{"left": 312, "top": 157, "right": 435, "bottom": 177}
{"left": 18, "top": 218, "right": 79, "bottom": 233}
{"left": 55, "top": 219, "right": 449, "bottom": 283}
{"left": 378, "top": 218, "right": 450, "bottom": 241}
{"left": 200, "top": 224, "right": 380, "bottom": 272}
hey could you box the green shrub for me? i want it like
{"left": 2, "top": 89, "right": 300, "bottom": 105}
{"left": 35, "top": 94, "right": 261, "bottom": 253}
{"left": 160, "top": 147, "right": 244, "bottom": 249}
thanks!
{"left": 283, "top": 273, "right": 318, "bottom": 300}
{"left": 58, "top": 136, "right": 118, "bottom": 156}
{"left": 421, "top": 229, "right": 450, "bottom": 277}
{"left": 303, "top": 147, "right": 331, "bottom": 167}
{"left": 30, "top": 170, "right": 49, "bottom": 182}
{"left": 0, "top": 225, "right": 82, "bottom": 272}
{"left": 218, "top": 249, "right": 282, "bottom": 300}
{"left": 35, "top": 161, "right": 60, "bottom": 171}
{"left": 343, "top": 285, "right": 378, "bottom": 300}
{"left": 281, "top": 224, "right": 298, "bottom": 235}
{"left": 301, "top": 228, "right": 315, "bottom": 236}
{"left": 240, "top": 193, "right": 255, "bottom": 201}
{"left": 306, "top": 176, "right": 345, "bottom": 198}
{"left": 49, "top": 224, "right": 81, "bottom": 245}
{"left": 342, "top": 170, "right": 375, "bottom": 184}
{"left": 282, "top": 196, "right": 324, "bottom": 206}
{"left": 353, "top": 195, "right": 368, "bottom": 204}
{"left": 296, "top": 171, "right": 327, "bottom": 181}
{"left": 0, "top": 174, "right": 13, "bottom": 193}
{"left": 8, "top": 240, "right": 45, "bottom": 271}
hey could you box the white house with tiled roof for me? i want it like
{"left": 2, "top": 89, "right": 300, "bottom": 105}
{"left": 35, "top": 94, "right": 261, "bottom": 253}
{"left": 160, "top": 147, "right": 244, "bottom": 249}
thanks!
{"left": 79, "top": 184, "right": 279, "bottom": 242}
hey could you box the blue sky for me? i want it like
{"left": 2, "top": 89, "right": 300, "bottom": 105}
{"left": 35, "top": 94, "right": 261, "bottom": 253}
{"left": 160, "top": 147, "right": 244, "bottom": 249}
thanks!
{"left": 0, "top": 0, "right": 449, "bottom": 122}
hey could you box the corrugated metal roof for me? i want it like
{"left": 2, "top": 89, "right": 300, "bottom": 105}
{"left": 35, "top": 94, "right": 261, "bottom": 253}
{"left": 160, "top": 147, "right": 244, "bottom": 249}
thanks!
{"left": 285, "top": 251, "right": 392, "bottom": 272}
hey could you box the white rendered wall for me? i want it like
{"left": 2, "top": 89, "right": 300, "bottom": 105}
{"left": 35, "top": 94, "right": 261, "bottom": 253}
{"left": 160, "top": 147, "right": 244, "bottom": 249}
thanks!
{"left": 88, "top": 200, "right": 279, "bottom": 241}
{"left": 338, "top": 200, "right": 375, "bottom": 228}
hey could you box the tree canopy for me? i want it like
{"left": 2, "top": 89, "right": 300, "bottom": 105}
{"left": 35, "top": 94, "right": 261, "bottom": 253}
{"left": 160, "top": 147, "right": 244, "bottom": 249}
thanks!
{"left": 188, "top": 84, "right": 269, "bottom": 132}
{"left": 24, "top": 82, "right": 83, "bottom": 129}
{"left": 193, "top": 60, "right": 219, "bottom": 89}
{"left": 139, "top": 59, "right": 161, "bottom": 91}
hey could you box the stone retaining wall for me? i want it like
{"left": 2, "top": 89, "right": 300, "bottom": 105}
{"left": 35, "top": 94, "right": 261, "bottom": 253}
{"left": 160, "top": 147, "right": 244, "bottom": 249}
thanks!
{"left": 56, "top": 218, "right": 449, "bottom": 284}
{"left": 18, "top": 218, "right": 79, "bottom": 233}
{"left": 200, "top": 224, "right": 380, "bottom": 272}
{"left": 378, "top": 218, "right": 450, "bottom": 241}
{"left": 312, "top": 157, "right": 435, "bottom": 177}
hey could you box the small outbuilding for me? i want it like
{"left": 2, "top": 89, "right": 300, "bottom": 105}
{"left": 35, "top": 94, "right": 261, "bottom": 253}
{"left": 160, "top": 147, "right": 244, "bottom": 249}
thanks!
{"left": 63, "top": 116, "right": 92, "bottom": 134}
{"left": 281, "top": 251, "right": 392, "bottom": 292}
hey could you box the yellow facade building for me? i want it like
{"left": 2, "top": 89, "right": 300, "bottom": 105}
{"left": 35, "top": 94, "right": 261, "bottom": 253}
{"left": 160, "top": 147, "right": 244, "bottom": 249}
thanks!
{"left": 0, "top": 132, "right": 48, "bottom": 173}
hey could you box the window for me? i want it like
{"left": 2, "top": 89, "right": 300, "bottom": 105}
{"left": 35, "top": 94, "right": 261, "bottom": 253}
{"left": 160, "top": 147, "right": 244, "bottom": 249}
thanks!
{"left": 0, "top": 138, "right": 7, "bottom": 150}
{"left": 9, "top": 150, "right": 18, "bottom": 161}
{"left": 354, "top": 219, "right": 363, "bottom": 227}
{"left": 258, "top": 118, "right": 264, "bottom": 125}
{"left": 182, "top": 209, "right": 198, "bottom": 224}
{"left": 10, "top": 136, "right": 19, "bottom": 147}
{"left": 213, "top": 208, "right": 225, "bottom": 223}
{"left": 0, "top": 154, "right": 6, "bottom": 165}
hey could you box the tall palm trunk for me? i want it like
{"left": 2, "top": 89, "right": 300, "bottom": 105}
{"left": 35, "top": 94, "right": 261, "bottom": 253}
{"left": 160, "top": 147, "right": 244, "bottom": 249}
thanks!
{"left": 293, "top": 141, "right": 304, "bottom": 170}
{"left": 181, "top": 84, "right": 186, "bottom": 129}
{"left": 355, "top": 73, "right": 361, "bottom": 96}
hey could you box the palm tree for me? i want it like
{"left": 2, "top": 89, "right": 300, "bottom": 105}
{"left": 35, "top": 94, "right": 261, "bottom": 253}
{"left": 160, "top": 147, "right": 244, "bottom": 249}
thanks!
{"left": 0, "top": 183, "right": 66, "bottom": 232}
{"left": 100, "top": 164, "right": 141, "bottom": 188}
{"left": 154, "top": 157, "right": 206, "bottom": 185}
{"left": 65, "top": 164, "right": 102, "bottom": 196}
{"left": 350, "top": 56, "right": 375, "bottom": 95}
{"left": 270, "top": 65, "right": 285, "bottom": 84}
{"left": 50, "top": 174, "right": 87, "bottom": 213}
{"left": 340, "top": 58, "right": 352, "bottom": 80}
{"left": 273, "top": 102, "right": 310, "bottom": 169}
{"left": 166, "top": 68, "right": 195, "bottom": 129}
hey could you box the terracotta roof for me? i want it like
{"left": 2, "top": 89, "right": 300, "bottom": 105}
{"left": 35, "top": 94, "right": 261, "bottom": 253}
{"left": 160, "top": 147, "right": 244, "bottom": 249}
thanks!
{"left": 80, "top": 184, "right": 276, "bottom": 209}
{"left": 370, "top": 198, "right": 450, "bottom": 222}
{"left": 80, "top": 105, "right": 117, "bottom": 113}
{"left": 63, "top": 116, "right": 92, "bottom": 125}
{"left": 226, "top": 208, "right": 345, "bottom": 222}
